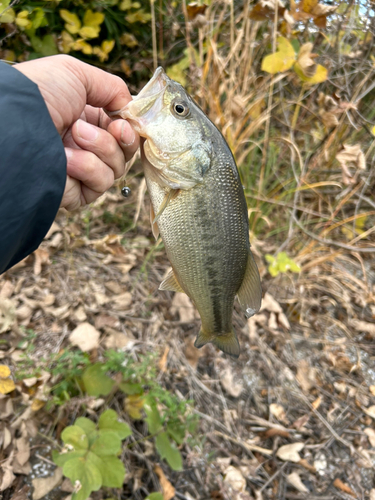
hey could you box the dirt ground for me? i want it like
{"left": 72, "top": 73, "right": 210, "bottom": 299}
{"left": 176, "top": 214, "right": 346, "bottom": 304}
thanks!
{"left": 1, "top": 163, "right": 375, "bottom": 500}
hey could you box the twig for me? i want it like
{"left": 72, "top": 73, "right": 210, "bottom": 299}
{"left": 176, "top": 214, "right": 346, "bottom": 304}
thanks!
{"left": 211, "top": 430, "right": 273, "bottom": 456}
{"left": 293, "top": 215, "right": 375, "bottom": 253}
{"left": 259, "top": 462, "right": 287, "bottom": 493}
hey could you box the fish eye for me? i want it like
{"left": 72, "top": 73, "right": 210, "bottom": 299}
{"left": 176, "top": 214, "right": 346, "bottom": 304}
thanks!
{"left": 172, "top": 101, "right": 190, "bottom": 118}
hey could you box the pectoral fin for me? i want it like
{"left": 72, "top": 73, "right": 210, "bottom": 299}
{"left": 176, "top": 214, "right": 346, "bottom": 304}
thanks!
{"left": 150, "top": 204, "right": 159, "bottom": 240}
{"left": 159, "top": 268, "right": 184, "bottom": 293}
{"left": 153, "top": 189, "right": 178, "bottom": 223}
{"left": 237, "top": 251, "right": 262, "bottom": 318}
{"left": 194, "top": 329, "right": 240, "bottom": 358}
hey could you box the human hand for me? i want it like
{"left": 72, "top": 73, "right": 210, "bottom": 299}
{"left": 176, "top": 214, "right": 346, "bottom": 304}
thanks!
{"left": 15, "top": 55, "right": 139, "bottom": 211}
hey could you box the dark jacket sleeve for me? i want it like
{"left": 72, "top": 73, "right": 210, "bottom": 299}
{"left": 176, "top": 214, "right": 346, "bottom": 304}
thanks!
{"left": 0, "top": 62, "right": 66, "bottom": 274}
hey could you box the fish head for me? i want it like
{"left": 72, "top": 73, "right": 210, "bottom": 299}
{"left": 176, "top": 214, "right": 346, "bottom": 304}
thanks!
{"left": 118, "top": 67, "right": 213, "bottom": 189}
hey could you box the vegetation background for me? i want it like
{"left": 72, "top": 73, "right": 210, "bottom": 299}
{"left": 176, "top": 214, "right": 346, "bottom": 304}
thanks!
{"left": 1, "top": 0, "right": 375, "bottom": 499}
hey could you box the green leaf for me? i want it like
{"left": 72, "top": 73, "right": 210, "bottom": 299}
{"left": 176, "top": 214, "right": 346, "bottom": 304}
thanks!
{"left": 63, "top": 456, "right": 102, "bottom": 500}
{"left": 30, "top": 34, "right": 58, "bottom": 56}
{"left": 86, "top": 451, "right": 125, "bottom": 488}
{"left": 61, "top": 425, "right": 89, "bottom": 451}
{"left": 82, "top": 364, "right": 115, "bottom": 397}
{"left": 167, "top": 420, "right": 186, "bottom": 445}
{"left": 155, "top": 432, "right": 182, "bottom": 471}
{"left": 144, "top": 397, "right": 162, "bottom": 434}
{"left": 146, "top": 494, "right": 164, "bottom": 500}
{"left": 99, "top": 409, "right": 132, "bottom": 440}
{"left": 90, "top": 430, "right": 121, "bottom": 456}
{"left": 265, "top": 252, "right": 300, "bottom": 277}
{"left": 52, "top": 449, "right": 86, "bottom": 467}
{"left": 75, "top": 417, "right": 98, "bottom": 445}
{"left": 119, "top": 381, "right": 143, "bottom": 395}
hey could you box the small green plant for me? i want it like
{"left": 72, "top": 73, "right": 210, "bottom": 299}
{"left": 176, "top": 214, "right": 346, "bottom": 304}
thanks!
{"left": 265, "top": 252, "right": 301, "bottom": 277}
{"left": 53, "top": 409, "right": 131, "bottom": 500}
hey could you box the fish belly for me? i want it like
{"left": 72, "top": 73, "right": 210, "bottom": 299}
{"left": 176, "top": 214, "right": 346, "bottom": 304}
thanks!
{"left": 145, "top": 161, "right": 249, "bottom": 335}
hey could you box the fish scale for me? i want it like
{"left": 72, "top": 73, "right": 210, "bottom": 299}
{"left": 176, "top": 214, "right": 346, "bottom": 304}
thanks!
{"left": 112, "top": 67, "right": 262, "bottom": 357}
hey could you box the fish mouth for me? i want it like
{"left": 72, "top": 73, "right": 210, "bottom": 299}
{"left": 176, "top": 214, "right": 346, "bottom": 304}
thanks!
{"left": 120, "top": 67, "right": 169, "bottom": 134}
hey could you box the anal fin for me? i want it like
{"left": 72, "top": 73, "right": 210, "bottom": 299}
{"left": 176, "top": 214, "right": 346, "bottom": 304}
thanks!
{"left": 150, "top": 204, "right": 159, "bottom": 240}
{"left": 237, "top": 251, "right": 262, "bottom": 318}
{"left": 159, "top": 268, "right": 184, "bottom": 293}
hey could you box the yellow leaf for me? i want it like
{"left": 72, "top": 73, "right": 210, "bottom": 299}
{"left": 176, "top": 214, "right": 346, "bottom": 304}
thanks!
{"left": 0, "top": 378, "right": 15, "bottom": 395}
{"left": 0, "top": 365, "right": 11, "bottom": 378}
{"left": 73, "top": 39, "right": 93, "bottom": 54}
{"left": 61, "top": 30, "right": 74, "bottom": 53}
{"left": 120, "top": 32, "right": 138, "bottom": 47}
{"left": 60, "top": 9, "right": 81, "bottom": 34}
{"left": 92, "top": 40, "right": 115, "bottom": 62}
{"left": 15, "top": 10, "right": 32, "bottom": 29}
{"left": 0, "top": 7, "right": 15, "bottom": 23}
{"left": 125, "top": 394, "right": 144, "bottom": 419}
{"left": 102, "top": 39, "right": 115, "bottom": 54}
{"left": 301, "top": 0, "right": 319, "bottom": 13}
{"left": 83, "top": 9, "right": 104, "bottom": 27}
{"left": 31, "top": 399, "right": 45, "bottom": 411}
{"left": 295, "top": 63, "right": 327, "bottom": 84}
{"left": 372, "top": 125, "right": 375, "bottom": 136}
{"left": 261, "top": 36, "right": 296, "bottom": 74}
{"left": 79, "top": 25, "right": 100, "bottom": 39}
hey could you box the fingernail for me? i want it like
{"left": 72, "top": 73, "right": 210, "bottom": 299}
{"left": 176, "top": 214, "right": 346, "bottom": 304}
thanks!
{"left": 121, "top": 121, "right": 136, "bottom": 147}
{"left": 76, "top": 119, "right": 99, "bottom": 142}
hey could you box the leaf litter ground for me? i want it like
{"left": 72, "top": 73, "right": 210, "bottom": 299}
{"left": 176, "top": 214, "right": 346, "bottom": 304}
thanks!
{"left": 0, "top": 164, "right": 375, "bottom": 500}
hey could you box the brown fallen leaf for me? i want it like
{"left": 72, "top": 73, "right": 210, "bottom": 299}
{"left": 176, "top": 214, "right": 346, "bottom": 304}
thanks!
{"left": 0, "top": 299, "right": 16, "bottom": 333}
{"left": 33, "top": 248, "right": 50, "bottom": 276}
{"left": 333, "top": 478, "right": 356, "bottom": 497}
{"left": 276, "top": 442, "right": 304, "bottom": 462}
{"left": 32, "top": 467, "right": 63, "bottom": 500}
{"left": 154, "top": 464, "right": 175, "bottom": 500}
{"left": 364, "top": 428, "right": 375, "bottom": 447}
{"left": 159, "top": 346, "right": 170, "bottom": 373}
{"left": 0, "top": 281, "right": 14, "bottom": 299}
{"left": 336, "top": 144, "right": 366, "bottom": 185}
{"left": 296, "top": 359, "right": 316, "bottom": 392}
{"left": 369, "top": 385, "right": 375, "bottom": 396}
{"left": 0, "top": 451, "right": 15, "bottom": 491}
{"left": 286, "top": 471, "right": 309, "bottom": 493}
{"left": 223, "top": 465, "right": 246, "bottom": 493}
{"left": 184, "top": 337, "right": 203, "bottom": 370}
{"left": 298, "top": 458, "right": 316, "bottom": 473}
{"left": 364, "top": 405, "right": 375, "bottom": 419}
{"left": 69, "top": 322, "right": 100, "bottom": 352}
{"left": 220, "top": 367, "right": 243, "bottom": 398}
{"left": 112, "top": 292, "right": 132, "bottom": 310}
{"left": 104, "top": 329, "right": 133, "bottom": 350}
{"left": 269, "top": 403, "right": 287, "bottom": 422}
{"left": 312, "top": 395, "right": 322, "bottom": 410}
{"left": 170, "top": 292, "right": 197, "bottom": 322}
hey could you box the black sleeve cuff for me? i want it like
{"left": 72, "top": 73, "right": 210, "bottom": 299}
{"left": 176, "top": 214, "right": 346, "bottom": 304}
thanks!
{"left": 0, "top": 62, "right": 67, "bottom": 274}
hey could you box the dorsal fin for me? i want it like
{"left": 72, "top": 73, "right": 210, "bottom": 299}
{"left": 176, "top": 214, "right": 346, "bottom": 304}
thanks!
{"left": 237, "top": 251, "right": 262, "bottom": 318}
{"left": 159, "top": 268, "right": 184, "bottom": 293}
{"left": 150, "top": 204, "right": 159, "bottom": 240}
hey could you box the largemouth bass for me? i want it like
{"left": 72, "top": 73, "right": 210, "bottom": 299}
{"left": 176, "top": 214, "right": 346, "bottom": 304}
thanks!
{"left": 111, "top": 68, "right": 262, "bottom": 357}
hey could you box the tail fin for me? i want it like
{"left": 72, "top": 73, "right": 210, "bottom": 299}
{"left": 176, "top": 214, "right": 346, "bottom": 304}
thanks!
{"left": 194, "top": 329, "right": 240, "bottom": 358}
